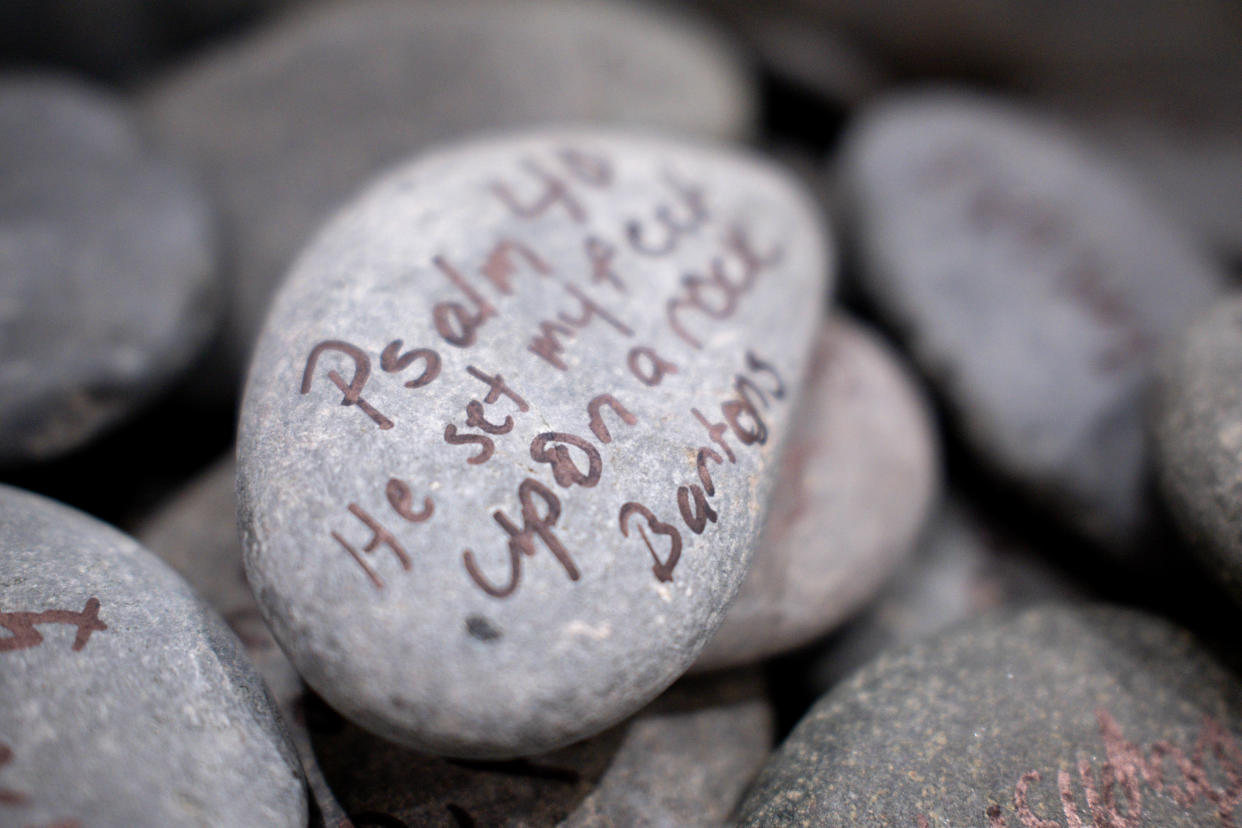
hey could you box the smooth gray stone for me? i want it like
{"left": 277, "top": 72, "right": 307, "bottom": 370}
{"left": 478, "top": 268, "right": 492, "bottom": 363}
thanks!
{"left": 137, "top": 455, "right": 349, "bottom": 828}
{"left": 804, "top": 496, "right": 1088, "bottom": 696}
{"left": 694, "top": 314, "right": 938, "bottom": 672}
{"left": 0, "top": 74, "right": 218, "bottom": 463}
{"left": 239, "top": 128, "right": 830, "bottom": 757}
{"left": 738, "top": 605, "right": 1242, "bottom": 827}
{"left": 0, "top": 484, "right": 306, "bottom": 828}
{"left": 311, "top": 669, "right": 772, "bottom": 827}
{"left": 1152, "top": 294, "right": 1242, "bottom": 606}
{"left": 140, "top": 0, "right": 756, "bottom": 397}
{"left": 837, "top": 89, "right": 1224, "bottom": 551}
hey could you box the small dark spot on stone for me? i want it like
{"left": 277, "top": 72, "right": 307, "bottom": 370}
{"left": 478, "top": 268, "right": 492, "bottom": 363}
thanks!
{"left": 466, "top": 614, "right": 502, "bottom": 641}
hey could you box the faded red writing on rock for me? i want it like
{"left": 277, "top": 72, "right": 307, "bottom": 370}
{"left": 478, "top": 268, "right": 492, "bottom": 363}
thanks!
{"left": 912, "top": 146, "right": 1153, "bottom": 375}
{"left": 0, "top": 597, "right": 106, "bottom": 653}
{"left": 914, "top": 708, "right": 1242, "bottom": 827}
{"left": 296, "top": 144, "right": 792, "bottom": 598}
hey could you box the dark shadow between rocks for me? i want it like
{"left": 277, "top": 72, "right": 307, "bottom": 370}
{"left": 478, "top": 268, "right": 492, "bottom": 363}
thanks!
{"left": 0, "top": 368, "right": 236, "bottom": 531}
{"left": 306, "top": 690, "right": 625, "bottom": 828}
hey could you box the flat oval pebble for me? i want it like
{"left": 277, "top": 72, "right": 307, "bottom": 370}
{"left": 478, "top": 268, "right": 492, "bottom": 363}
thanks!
{"left": 309, "top": 669, "right": 772, "bottom": 827}
{"left": 738, "top": 604, "right": 1242, "bottom": 827}
{"left": 1152, "top": 294, "right": 1242, "bottom": 605}
{"left": 141, "top": 0, "right": 755, "bottom": 392}
{"left": 0, "top": 74, "right": 218, "bottom": 462}
{"left": 137, "top": 455, "right": 349, "bottom": 828}
{"left": 0, "top": 484, "right": 306, "bottom": 828}
{"left": 239, "top": 128, "right": 829, "bottom": 757}
{"left": 838, "top": 89, "right": 1224, "bottom": 550}
{"left": 694, "top": 313, "right": 938, "bottom": 672}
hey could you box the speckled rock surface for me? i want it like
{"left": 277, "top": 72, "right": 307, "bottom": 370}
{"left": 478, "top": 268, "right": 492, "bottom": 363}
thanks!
{"left": 140, "top": 0, "right": 756, "bottom": 394}
{"left": 0, "top": 74, "right": 218, "bottom": 463}
{"left": 694, "top": 314, "right": 938, "bottom": 672}
{"left": 238, "top": 128, "right": 829, "bottom": 758}
{"left": 310, "top": 669, "right": 772, "bottom": 828}
{"left": 1152, "top": 294, "right": 1242, "bottom": 606}
{"left": 838, "top": 89, "right": 1223, "bottom": 551}
{"left": 0, "top": 484, "right": 306, "bottom": 828}
{"left": 738, "top": 605, "right": 1242, "bottom": 827}
{"left": 137, "top": 455, "right": 348, "bottom": 828}
{"left": 804, "top": 496, "right": 1088, "bottom": 695}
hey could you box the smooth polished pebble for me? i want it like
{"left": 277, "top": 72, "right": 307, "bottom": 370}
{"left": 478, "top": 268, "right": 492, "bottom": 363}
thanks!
{"left": 837, "top": 89, "right": 1223, "bottom": 551}
{"left": 0, "top": 74, "right": 218, "bottom": 463}
{"left": 0, "top": 484, "right": 306, "bottom": 828}
{"left": 694, "top": 314, "right": 938, "bottom": 672}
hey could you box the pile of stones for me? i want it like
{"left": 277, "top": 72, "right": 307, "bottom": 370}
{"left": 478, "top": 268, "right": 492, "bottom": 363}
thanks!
{"left": 2, "top": 1, "right": 1241, "bottom": 826}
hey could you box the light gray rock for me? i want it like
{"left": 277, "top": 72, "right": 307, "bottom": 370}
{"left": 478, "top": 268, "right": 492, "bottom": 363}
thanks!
{"left": 0, "top": 74, "right": 218, "bottom": 463}
{"left": 805, "top": 496, "right": 1089, "bottom": 695}
{"left": 140, "top": 0, "right": 756, "bottom": 396}
{"left": 310, "top": 669, "right": 772, "bottom": 827}
{"left": 239, "top": 128, "right": 830, "bottom": 758}
{"left": 1152, "top": 294, "right": 1242, "bottom": 606}
{"left": 0, "top": 484, "right": 306, "bottom": 828}
{"left": 739, "top": 605, "right": 1242, "bottom": 827}
{"left": 694, "top": 314, "right": 938, "bottom": 672}
{"left": 137, "top": 455, "right": 348, "bottom": 828}
{"left": 838, "top": 89, "right": 1224, "bottom": 551}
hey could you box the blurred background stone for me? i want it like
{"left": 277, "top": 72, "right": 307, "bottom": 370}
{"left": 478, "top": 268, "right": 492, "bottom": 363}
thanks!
{"left": 140, "top": 0, "right": 757, "bottom": 400}
{"left": 0, "top": 74, "right": 218, "bottom": 464}
{"left": 695, "top": 314, "right": 938, "bottom": 672}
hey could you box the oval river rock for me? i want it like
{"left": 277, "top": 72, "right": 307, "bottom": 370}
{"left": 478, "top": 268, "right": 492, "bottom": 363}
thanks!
{"left": 239, "top": 129, "right": 830, "bottom": 757}
{"left": 0, "top": 484, "right": 306, "bottom": 828}
{"left": 1152, "top": 294, "right": 1242, "bottom": 606}
{"left": 837, "top": 89, "right": 1223, "bottom": 551}
{"left": 0, "top": 74, "right": 217, "bottom": 462}
{"left": 739, "top": 604, "right": 1242, "bottom": 827}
